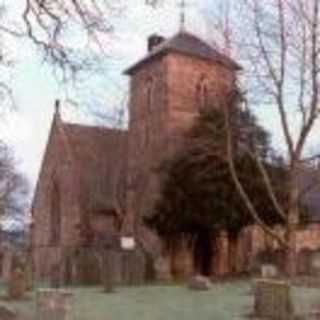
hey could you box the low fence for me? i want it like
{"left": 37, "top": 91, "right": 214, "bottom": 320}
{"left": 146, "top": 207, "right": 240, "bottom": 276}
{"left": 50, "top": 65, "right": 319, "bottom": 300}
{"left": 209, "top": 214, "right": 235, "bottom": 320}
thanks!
{"left": 31, "top": 243, "right": 154, "bottom": 289}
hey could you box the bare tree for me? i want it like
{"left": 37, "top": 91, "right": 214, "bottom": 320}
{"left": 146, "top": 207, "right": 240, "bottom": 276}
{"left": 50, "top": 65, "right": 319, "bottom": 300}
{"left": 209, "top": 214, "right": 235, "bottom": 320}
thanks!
{"left": 0, "top": 0, "right": 160, "bottom": 110}
{"left": 0, "top": 141, "right": 29, "bottom": 228}
{"left": 0, "top": 1, "right": 162, "bottom": 78}
{"left": 17, "top": 1, "right": 122, "bottom": 78}
{"left": 206, "top": 0, "right": 320, "bottom": 276}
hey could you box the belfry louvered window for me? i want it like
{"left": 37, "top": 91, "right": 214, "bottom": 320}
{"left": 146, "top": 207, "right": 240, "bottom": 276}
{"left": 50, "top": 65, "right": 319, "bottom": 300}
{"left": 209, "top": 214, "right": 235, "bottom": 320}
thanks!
{"left": 144, "top": 77, "right": 154, "bottom": 147}
{"left": 146, "top": 76, "right": 154, "bottom": 113}
{"left": 196, "top": 75, "right": 209, "bottom": 110}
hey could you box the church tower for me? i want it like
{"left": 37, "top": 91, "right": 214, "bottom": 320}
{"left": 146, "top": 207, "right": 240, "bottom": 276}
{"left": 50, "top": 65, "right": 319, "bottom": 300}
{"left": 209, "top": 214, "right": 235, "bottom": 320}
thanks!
{"left": 124, "top": 31, "right": 241, "bottom": 234}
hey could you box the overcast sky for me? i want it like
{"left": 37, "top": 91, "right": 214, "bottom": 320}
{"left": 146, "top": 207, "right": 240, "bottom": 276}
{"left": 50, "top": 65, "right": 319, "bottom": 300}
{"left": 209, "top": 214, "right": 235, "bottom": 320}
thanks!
{"left": 0, "top": 0, "right": 315, "bottom": 199}
{"left": 0, "top": 1, "right": 209, "bottom": 189}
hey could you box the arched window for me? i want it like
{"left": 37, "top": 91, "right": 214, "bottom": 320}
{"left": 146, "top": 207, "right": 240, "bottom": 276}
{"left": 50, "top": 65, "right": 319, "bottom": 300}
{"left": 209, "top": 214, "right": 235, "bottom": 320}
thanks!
{"left": 50, "top": 180, "right": 61, "bottom": 245}
{"left": 196, "top": 75, "right": 209, "bottom": 110}
{"left": 144, "top": 122, "right": 150, "bottom": 148}
{"left": 146, "top": 77, "right": 154, "bottom": 114}
{"left": 144, "top": 77, "right": 154, "bottom": 147}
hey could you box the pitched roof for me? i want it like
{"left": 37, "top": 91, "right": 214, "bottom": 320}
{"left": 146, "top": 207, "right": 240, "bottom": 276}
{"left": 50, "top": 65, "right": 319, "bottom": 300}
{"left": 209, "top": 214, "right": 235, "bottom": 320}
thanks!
{"left": 125, "top": 31, "right": 242, "bottom": 75}
{"left": 63, "top": 122, "right": 127, "bottom": 213}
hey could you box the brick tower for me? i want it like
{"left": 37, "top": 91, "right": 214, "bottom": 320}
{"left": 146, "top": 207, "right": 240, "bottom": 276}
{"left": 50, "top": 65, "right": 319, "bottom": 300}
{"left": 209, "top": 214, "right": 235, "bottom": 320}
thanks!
{"left": 124, "top": 31, "right": 241, "bottom": 238}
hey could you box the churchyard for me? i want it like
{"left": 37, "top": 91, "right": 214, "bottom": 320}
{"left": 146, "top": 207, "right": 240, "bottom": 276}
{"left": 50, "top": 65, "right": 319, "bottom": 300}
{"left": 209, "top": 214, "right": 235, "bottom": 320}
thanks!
{"left": 1, "top": 0, "right": 320, "bottom": 319}
{"left": 0, "top": 279, "right": 319, "bottom": 320}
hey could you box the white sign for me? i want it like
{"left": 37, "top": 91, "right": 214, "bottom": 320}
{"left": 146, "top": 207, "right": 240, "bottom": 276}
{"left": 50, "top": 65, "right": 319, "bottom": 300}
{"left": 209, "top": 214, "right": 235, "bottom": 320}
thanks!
{"left": 121, "top": 237, "right": 136, "bottom": 250}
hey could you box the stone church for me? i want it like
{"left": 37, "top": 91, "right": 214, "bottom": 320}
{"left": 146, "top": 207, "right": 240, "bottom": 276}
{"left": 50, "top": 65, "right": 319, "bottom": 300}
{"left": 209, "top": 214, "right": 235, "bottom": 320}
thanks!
{"left": 31, "top": 30, "right": 320, "bottom": 283}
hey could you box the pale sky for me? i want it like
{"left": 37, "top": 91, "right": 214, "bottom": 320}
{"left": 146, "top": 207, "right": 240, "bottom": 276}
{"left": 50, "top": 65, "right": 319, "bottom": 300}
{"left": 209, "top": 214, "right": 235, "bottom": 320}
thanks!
{"left": 0, "top": 1, "right": 209, "bottom": 190}
{"left": 0, "top": 0, "right": 316, "bottom": 200}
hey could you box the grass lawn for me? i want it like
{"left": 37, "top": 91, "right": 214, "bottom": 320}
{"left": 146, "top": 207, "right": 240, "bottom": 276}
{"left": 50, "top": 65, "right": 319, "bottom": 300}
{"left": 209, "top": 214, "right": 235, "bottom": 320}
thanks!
{"left": 0, "top": 279, "right": 319, "bottom": 319}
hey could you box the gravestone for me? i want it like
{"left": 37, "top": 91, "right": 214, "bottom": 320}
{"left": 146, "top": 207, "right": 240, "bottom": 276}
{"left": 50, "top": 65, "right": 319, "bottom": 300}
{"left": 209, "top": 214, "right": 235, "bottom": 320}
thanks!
{"left": 75, "top": 248, "right": 100, "bottom": 285}
{"left": 154, "top": 255, "right": 172, "bottom": 282}
{"left": 110, "top": 250, "right": 123, "bottom": 285}
{"left": 0, "top": 306, "right": 17, "bottom": 320}
{"left": 254, "top": 279, "right": 293, "bottom": 320}
{"left": 310, "top": 251, "right": 320, "bottom": 276}
{"left": 122, "top": 247, "right": 147, "bottom": 286}
{"left": 36, "top": 289, "right": 73, "bottom": 320}
{"left": 101, "top": 234, "right": 122, "bottom": 292}
{"left": 2, "top": 250, "right": 13, "bottom": 281}
{"left": 50, "top": 263, "right": 61, "bottom": 289}
{"left": 188, "top": 275, "right": 212, "bottom": 291}
{"left": 102, "top": 249, "right": 120, "bottom": 293}
{"left": 261, "top": 264, "right": 278, "bottom": 278}
{"left": 25, "top": 261, "right": 33, "bottom": 291}
{"left": 120, "top": 237, "right": 148, "bottom": 286}
{"left": 8, "top": 268, "right": 26, "bottom": 300}
{"left": 297, "top": 249, "right": 312, "bottom": 275}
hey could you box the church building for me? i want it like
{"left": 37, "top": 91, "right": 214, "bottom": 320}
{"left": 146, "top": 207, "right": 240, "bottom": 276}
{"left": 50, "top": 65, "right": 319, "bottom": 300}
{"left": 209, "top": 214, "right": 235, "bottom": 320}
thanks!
{"left": 32, "top": 26, "right": 320, "bottom": 283}
{"left": 31, "top": 30, "right": 241, "bottom": 282}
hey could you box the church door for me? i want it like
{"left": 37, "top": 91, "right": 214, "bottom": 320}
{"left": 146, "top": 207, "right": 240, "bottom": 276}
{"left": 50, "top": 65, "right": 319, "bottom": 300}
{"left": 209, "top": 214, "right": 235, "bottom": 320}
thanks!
{"left": 193, "top": 231, "right": 213, "bottom": 276}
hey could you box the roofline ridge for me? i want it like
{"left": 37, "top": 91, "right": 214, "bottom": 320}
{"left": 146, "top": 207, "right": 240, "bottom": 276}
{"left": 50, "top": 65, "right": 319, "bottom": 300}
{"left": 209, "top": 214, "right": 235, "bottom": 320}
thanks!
{"left": 55, "top": 106, "right": 75, "bottom": 164}
{"left": 124, "top": 30, "right": 241, "bottom": 75}
{"left": 64, "top": 121, "right": 127, "bottom": 133}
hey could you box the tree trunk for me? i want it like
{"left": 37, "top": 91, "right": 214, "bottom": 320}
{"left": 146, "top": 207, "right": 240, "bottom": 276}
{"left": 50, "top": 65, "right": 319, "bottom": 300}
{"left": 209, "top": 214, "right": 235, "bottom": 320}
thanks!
{"left": 285, "top": 224, "right": 297, "bottom": 278}
{"left": 285, "top": 169, "right": 300, "bottom": 278}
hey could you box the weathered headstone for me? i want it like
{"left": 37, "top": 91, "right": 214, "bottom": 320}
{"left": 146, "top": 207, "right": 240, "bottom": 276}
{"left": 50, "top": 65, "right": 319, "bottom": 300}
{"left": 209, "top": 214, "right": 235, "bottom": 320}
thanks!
{"left": 122, "top": 248, "right": 147, "bottom": 286}
{"left": 50, "top": 263, "right": 61, "bottom": 289}
{"left": 25, "top": 261, "right": 33, "bottom": 291}
{"left": 8, "top": 268, "right": 26, "bottom": 300}
{"left": 261, "top": 264, "right": 278, "bottom": 278}
{"left": 172, "top": 246, "right": 194, "bottom": 280}
{"left": 2, "top": 250, "right": 13, "bottom": 281}
{"left": 111, "top": 250, "right": 123, "bottom": 286}
{"left": 188, "top": 275, "right": 212, "bottom": 291}
{"left": 0, "top": 306, "right": 17, "bottom": 320}
{"left": 254, "top": 279, "right": 293, "bottom": 320}
{"left": 154, "top": 255, "right": 172, "bottom": 282}
{"left": 75, "top": 248, "right": 100, "bottom": 285}
{"left": 11, "top": 255, "right": 23, "bottom": 272}
{"left": 102, "top": 249, "right": 120, "bottom": 293}
{"left": 36, "top": 289, "right": 73, "bottom": 320}
{"left": 310, "top": 252, "right": 320, "bottom": 276}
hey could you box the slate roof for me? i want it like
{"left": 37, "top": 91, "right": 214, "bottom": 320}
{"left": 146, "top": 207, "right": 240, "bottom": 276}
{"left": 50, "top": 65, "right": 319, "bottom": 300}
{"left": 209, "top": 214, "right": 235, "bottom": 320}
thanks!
{"left": 125, "top": 31, "right": 242, "bottom": 75}
{"left": 64, "top": 123, "right": 127, "bottom": 213}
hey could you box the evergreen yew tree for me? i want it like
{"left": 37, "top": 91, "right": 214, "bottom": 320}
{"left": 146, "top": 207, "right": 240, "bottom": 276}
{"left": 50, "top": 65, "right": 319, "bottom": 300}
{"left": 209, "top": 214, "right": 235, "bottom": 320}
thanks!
{"left": 145, "top": 106, "right": 287, "bottom": 238}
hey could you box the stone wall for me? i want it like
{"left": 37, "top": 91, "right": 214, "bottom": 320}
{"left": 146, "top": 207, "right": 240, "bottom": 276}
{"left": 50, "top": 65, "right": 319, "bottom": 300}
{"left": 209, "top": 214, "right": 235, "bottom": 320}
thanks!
{"left": 222, "top": 224, "right": 320, "bottom": 276}
{"left": 1, "top": 249, "right": 13, "bottom": 281}
{"left": 126, "top": 55, "right": 169, "bottom": 231}
{"left": 166, "top": 53, "right": 235, "bottom": 135}
{"left": 296, "top": 223, "right": 320, "bottom": 251}
{"left": 31, "top": 114, "right": 82, "bottom": 281}
{"left": 36, "top": 289, "right": 73, "bottom": 320}
{"left": 164, "top": 223, "right": 320, "bottom": 279}
{"left": 248, "top": 224, "right": 320, "bottom": 252}
{"left": 126, "top": 50, "right": 236, "bottom": 234}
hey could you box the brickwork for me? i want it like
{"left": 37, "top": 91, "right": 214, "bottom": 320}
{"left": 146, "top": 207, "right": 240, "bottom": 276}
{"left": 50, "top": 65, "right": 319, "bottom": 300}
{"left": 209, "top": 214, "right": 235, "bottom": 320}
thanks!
{"left": 213, "top": 231, "right": 229, "bottom": 276}
{"left": 31, "top": 113, "right": 82, "bottom": 280}
{"left": 214, "top": 224, "right": 320, "bottom": 276}
{"left": 36, "top": 289, "right": 73, "bottom": 320}
{"left": 160, "top": 223, "right": 320, "bottom": 279}
{"left": 126, "top": 56, "right": 169, "bottom": 231}
{"left": 124, "top": 32, "right": 320, "bottom": 279}
{"left": 39, "top": 31, "right": 320, "bottom": 283}
{"left": 126, "top": 37, "right": 236, "bottom": 237}
{"left": 170, "top": 236, "right": 194, "bottom": 279}
{"left": 254, "top": 279, "right": 293, "bottom": 319}
{"left": 31, "top": 111, "right": 127, "bottom": 282}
